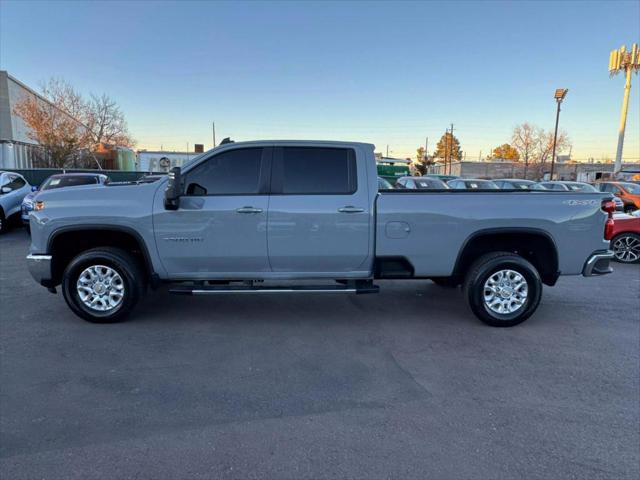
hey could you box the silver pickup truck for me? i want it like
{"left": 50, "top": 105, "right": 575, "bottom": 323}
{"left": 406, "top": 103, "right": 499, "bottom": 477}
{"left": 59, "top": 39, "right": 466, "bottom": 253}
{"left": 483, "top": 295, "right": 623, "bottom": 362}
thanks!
{"left": 26, "top": 140, "right": 615, "bottom": 327}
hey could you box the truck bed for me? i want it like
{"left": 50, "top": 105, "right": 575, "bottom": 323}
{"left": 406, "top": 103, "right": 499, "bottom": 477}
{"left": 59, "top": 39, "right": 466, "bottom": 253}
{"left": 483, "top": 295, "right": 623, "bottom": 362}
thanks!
{"left": 375, "top": 189, "right": 611, "bottom": 277}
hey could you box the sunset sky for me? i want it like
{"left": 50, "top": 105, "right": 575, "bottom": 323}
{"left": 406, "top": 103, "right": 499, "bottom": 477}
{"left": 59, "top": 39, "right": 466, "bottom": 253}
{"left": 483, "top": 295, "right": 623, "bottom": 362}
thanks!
{"left": 1, "top": 0, "right": 639, "bottom": 162}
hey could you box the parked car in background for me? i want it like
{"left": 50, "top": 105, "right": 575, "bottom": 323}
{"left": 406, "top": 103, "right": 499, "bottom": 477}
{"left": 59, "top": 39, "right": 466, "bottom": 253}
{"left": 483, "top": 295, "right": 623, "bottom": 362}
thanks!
{"left": 21, "top": 173, "right": 109, "bottom": 227}
{"left": 447, "top": 178, "right": 499, "bottom": 189}
{"left": 395, "top": 176, "right": 448, "bottom": 189}
{"left": 611, "top": 196, "right": 625, "bottom": 211}
{"left": 377, "top": 177, "right": 393, "bottom": 190}
{"left": 610, "top": 213, "right": 640, "bottom": 263}
{"left": 426, "top": 174, "right": 459, "bottom": 183}
{"left": 538, "top": 181, "right": 598, "bottom": 192}
{"left": 0, "top": 171, "right": 31, "bottom": 233}
{"left": 594, "top": 181, "right": 640, "bottom": 213}
{"left": 138, "top": 174, "right": 165, "bottom": 183}
{"left": 494, "top": 179, "right": 547, "bottom": 190}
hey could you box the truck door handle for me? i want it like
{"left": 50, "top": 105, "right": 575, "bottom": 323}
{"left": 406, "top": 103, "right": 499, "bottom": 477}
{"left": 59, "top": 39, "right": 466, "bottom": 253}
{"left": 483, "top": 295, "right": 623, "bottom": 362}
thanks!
{"left": 338, "top": 206, "right": 365, "bottom": 213}
{"left": 236, "top": 206, "right": 263, "bottom": 214}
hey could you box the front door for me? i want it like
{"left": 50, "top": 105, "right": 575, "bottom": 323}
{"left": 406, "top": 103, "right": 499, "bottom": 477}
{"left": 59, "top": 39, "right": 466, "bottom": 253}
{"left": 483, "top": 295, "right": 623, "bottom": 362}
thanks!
{"left": 153, "top": 147, "right": 271, "bottom": 279}
{"left": 267, "top": 146, "right": 371, "bottom": 276}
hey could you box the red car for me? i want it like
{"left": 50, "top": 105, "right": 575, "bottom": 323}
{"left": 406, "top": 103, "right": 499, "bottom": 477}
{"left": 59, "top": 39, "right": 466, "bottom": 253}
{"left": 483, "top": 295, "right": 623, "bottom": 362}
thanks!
{"left": 610, "top": 213, "right": 640, "bottom": 264}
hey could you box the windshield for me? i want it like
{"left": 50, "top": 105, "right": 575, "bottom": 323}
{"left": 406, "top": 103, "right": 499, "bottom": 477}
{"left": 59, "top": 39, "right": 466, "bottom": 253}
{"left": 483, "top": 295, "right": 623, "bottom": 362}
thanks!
{"left": 510, "top": 182, "right": 533, "bottom": 189}
{"left": 415, "top": 179, "right": 447, "bottom": 189}
{"left": 621, "top": 182, "right": 640, "bottom": 194}
{"left": 41, "top": 176, "right": 98, "bottom": 190}
{"left": 466, "top": 181, "right": 498, "bottom": 189}
{"left": 566, "top": 183, "right": 597, "bottom": 192}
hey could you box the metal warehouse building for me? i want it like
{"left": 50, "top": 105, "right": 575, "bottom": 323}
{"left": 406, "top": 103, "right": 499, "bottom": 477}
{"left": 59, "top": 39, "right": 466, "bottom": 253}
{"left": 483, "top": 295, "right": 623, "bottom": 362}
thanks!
{"left": 0, "top": 71, "right": 55, "bottom": 169}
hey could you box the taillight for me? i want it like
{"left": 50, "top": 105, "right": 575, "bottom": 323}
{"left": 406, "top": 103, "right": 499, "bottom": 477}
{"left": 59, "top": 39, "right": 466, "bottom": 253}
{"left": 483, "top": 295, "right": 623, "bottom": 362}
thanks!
{"left": 602, "top": 199, "right": 615, "bottom": 240}
{"left": 604, "top": 218, "right": 615, "bottom": 240}
{"left": 601, "top": 200, "right": 616, "bottom": 215}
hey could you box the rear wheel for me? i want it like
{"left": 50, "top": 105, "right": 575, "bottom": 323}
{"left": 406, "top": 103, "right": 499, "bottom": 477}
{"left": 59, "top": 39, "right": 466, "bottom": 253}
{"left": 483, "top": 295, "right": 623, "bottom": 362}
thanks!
{"left": 611, "top": 232, "right": 640, "bottom": 264}
{"left": 62, "top": 247, "right": 145, "bottom": 323}
{"left": 463, "top": 252, "right": 542, "bottom": 327}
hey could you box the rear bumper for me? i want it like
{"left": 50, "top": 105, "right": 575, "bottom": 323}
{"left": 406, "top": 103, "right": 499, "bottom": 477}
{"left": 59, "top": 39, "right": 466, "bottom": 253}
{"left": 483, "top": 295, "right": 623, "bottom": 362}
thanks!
{"left": 582, "top": 250, "right": 614, "bottom": 277}
{"left": 26, "top": 254, "right": 53, "bottom": 286}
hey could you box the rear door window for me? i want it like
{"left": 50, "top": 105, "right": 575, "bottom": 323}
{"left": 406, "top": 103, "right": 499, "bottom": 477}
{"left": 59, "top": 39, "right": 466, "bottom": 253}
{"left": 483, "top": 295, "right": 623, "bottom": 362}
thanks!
{"left": 275, "top": 147, "right": 357, "bottom": 194}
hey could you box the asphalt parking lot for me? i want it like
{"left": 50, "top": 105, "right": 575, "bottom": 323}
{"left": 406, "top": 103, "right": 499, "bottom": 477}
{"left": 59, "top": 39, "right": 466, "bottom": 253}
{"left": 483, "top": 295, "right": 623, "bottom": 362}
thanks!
{"left": 1, "top": 228, "right": 639, "bottom": 479}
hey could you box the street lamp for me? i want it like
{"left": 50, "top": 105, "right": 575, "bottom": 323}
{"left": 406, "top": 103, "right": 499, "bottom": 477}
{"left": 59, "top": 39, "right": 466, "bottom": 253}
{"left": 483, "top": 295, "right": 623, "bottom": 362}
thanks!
{"left": 550, "top": 88, "right": 568, "bottom": 180}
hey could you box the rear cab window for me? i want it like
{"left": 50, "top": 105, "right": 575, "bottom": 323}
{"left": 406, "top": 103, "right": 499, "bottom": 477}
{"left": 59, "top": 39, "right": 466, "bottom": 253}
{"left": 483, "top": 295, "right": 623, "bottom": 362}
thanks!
{"left": 272, "top": 147, "right": 357, "bottom": 194}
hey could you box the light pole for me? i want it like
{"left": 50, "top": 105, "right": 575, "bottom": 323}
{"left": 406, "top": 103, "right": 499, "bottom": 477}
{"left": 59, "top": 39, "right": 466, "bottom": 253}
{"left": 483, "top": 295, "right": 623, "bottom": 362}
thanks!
{"left": 609, "top": 44, "right": 639, "bottom": 173}
{"left": 550, "top": 88, "right": 568, "bottom": 180}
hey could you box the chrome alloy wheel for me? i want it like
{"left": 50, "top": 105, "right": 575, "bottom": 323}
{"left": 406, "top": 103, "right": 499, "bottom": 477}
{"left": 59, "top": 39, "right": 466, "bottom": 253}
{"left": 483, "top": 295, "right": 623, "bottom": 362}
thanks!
{"left": 483, "top": 269, "right": 528, "bottom": 315}
{"left": 76, "top": 265, "right": 125, "bottom": 312}
{"left": 613, "top": 235, "right": 640, "bottom": 263}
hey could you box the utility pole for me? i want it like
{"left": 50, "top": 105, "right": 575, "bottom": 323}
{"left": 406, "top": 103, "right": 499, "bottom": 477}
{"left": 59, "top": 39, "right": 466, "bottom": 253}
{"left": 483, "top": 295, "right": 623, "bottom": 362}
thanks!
{"left": 448, "top": 123, "right": 454, "bottom": 175}
{"left": 609, "top": 44, "right": 639, "bottom": 174}
{"left": 212, "top": 122, "right": 217, "bottom": 148}
{"left": 550, "top": 89, "right": 568, "bottom": 180}
{"left": 386, "top": 145, "right": 389, "bottom": 157}
{"left": 444, "top": 128, "right": 449, "bottom": 175}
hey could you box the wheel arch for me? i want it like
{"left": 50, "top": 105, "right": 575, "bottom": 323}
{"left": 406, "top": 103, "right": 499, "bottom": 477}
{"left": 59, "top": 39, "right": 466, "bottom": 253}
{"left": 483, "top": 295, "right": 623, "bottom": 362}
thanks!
{"left": 47, "top": 225, "right": 157, "bottom": 286}
{"left": 453, "top": 228, "right": 560, "bottom": 286}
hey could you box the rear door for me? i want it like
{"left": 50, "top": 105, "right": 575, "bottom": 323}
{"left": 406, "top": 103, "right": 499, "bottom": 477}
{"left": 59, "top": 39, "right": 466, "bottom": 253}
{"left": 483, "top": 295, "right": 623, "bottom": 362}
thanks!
{"left": 267, "top": 146, "right": 371, "bottom": 275}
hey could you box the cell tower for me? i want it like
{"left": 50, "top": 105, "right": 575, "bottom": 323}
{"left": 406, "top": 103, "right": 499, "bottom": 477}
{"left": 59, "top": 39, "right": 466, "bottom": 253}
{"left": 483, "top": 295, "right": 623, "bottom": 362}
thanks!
{"left": 609, "top": 44, "right": 640, "bottom": 173}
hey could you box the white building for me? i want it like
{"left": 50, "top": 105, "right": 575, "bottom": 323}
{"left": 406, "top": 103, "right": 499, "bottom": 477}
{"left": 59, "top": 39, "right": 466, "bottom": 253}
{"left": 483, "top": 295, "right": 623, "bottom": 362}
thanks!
{"left": 136, "top": 151, "right": 201, "bottom": 172}
{"left": 0, "top": 71, "right": 51, "bottom": 169}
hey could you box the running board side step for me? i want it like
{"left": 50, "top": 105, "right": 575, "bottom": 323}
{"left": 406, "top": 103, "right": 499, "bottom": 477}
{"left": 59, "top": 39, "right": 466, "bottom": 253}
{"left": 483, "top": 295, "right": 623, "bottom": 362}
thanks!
{"left": 169, "top": 282, "right": 379, "bottom": 296}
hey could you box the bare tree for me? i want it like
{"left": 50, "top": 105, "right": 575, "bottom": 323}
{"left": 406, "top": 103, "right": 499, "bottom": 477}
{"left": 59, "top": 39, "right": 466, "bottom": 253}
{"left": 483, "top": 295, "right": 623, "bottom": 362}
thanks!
{"left": 532, "top": 128, "right": 571, "bottom": 179}
{"left": 511, "top": 123, "right": 536, "bottom": 178}
{"left": 511, "top": 122, "right": 571, "bottom": 179}
{"left": 13, "top": 77, "right": 135, "bottom": 168}
{"left": 13, "top": 79, "right": 90, "bottom": 167}
{"left": 85, "top": 93, "right": 135, "bottom": 148}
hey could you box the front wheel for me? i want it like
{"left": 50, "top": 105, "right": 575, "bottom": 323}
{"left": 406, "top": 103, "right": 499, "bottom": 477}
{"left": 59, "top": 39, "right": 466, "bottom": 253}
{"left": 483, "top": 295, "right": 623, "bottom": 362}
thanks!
{"left": 463, "top": 252, "right": 542, "bottom": 327}
{"left": 62, "top": 247, "right": 145, "bottom": 323}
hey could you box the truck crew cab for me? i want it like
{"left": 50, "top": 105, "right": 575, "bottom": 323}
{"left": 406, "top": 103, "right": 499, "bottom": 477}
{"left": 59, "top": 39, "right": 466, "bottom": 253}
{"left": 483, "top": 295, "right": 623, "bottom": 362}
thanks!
{"left": 26, "top": 140, "right": 615, "bottom": 327}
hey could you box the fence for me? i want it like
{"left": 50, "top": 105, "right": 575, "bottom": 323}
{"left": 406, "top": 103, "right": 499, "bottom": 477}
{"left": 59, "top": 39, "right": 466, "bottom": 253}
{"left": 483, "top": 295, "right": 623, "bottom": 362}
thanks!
{"left": 4, "top": 168, "right": 162, "bottom": 187}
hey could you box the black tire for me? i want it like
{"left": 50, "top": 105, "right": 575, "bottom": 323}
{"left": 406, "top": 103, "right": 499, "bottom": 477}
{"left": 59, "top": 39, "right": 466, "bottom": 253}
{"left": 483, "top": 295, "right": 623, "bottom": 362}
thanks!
{"left": 0, "top": 210, "right": 6, "bottom": 234}
{"left": 62, "top": 247, "right": 145, "bottom": 323}
{"left": 463, "top": 252, "right": 542, "bottom": 327}
{"left": 611, "top": 232, "right": 640, "bottom": 264}
{"left": 432, "top": 277, "right": 459, "bottom": 288}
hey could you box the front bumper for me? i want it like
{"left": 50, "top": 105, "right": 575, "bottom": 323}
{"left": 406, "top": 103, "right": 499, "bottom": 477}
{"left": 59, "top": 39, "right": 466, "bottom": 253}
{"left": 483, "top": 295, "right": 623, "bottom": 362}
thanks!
{"left": 26, "top": 254, "right": 53, "bottom": 286}
{"left": 582, "top": 250, "right": 614, "bottom": 277}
